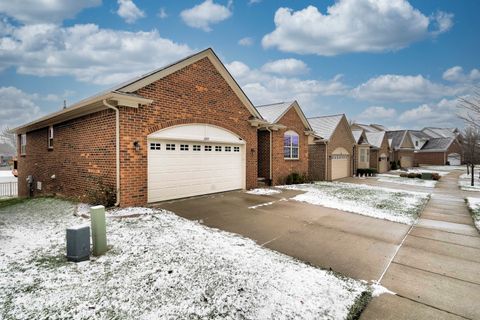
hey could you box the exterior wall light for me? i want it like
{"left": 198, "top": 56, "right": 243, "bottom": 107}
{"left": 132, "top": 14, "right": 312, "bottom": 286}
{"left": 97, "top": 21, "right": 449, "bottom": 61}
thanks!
{"left": 133, "top": 141, "right": 140, "bottom": 152}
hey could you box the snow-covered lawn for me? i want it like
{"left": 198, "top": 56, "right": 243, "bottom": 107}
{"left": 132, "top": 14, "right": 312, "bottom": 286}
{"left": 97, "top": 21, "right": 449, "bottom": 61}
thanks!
{"left": 407, "top": 168, "right": 450, "bottom": 177}
{"left": 466, "top": 197, "right": 480, "bottom": 230}
{"left": 419, "top": 165, "right": 465, "bottom": 172}
{"left": 280, "top": 182, "right": 429, "bottom": 225}
{"left": 377, "top": 176, "right": 437, "bottom": 188}
{"left": 0, "top": 198, "right": 370, "bottom": 319}
{"left": 459, "top": 179, "right": 480, "bottom": 192}
{"left": 246, "top": 188, "right": 281, "bottom": 196}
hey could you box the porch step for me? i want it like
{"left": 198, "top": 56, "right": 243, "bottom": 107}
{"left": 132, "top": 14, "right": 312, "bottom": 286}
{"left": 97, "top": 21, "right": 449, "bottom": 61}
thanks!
{"left": 257, "top": 177, "right": 267, "bottom": 188}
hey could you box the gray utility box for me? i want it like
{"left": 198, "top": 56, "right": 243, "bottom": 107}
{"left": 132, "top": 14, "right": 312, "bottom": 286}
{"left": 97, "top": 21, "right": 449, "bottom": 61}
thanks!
{"left": 66, "top": 225, "right": 90, "bottom": 262}
{"left": 421, "top": 172, "right": 433, "bottom": 180}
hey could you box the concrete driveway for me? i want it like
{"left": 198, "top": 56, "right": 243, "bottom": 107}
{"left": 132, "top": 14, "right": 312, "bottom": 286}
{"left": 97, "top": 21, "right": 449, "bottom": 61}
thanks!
{"left": 156, "top": 189, "right": 410, "bottom": 281}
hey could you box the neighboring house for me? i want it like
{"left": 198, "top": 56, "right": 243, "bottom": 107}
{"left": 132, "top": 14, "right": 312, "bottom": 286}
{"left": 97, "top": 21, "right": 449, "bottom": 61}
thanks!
{"left": 422, "top": 127, "right": 461, "bottom": 139}
{"left": 308, "top": 114, "right": 356, "bottom": 181}
{"left": 0, "top": 155, "right": 13, "bottom": 166}
{"left": 365, "top": 131, "right": 390, "bottom": 173}
{"left": 255, "top": 101, "right": 312, "bottom": 185}
{"left": 409, "top": 130, "right": 431, "bottom": 150}
{"left": 14, "top": 48, "right": 265, "bottom": 206}
{"left": 386, "top": 130, "right": 415, "bottom": 168}
{"left": 414, "top": 137, "right": 463, "bottom": 166}
{"left": 350, "top": 123, "right": 386, "bottom": 133}
{"left": 351, "top": 129, "right": 370, "bottom": 172}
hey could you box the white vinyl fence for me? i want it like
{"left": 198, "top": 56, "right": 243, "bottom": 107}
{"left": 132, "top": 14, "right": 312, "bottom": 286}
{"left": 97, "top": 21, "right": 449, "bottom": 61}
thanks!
{"left": 0, "top": 181, "right": 18, "bottom": 198}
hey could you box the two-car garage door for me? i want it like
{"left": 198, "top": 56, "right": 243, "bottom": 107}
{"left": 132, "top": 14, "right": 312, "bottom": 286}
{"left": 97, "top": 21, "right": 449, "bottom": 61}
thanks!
{"left": 148, "top": 124, "right": 245, "bottom": 203}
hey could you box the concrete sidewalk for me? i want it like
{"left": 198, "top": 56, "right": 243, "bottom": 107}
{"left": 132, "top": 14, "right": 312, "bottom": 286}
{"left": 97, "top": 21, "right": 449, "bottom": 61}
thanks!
{"left": 361, "top": 171, "right": 480, "bottom": 320}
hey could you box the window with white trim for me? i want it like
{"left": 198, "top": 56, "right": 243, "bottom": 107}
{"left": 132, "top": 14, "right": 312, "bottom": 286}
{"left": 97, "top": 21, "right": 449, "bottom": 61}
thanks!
{"left": 193, "top": 145, "right": 201, "bottom": 151}
{"left": 166, "top": 143, "right": 175, "bottom": 150}
{"left": 205, "top": 145, "right": 212, "bottom": 151}
{"left": 225, "top": 146, "right": 232, "bottom": 152}
{"left": 234, "top": 146, "right": 240, "bottom": 152}
{"left": 150, "top": 143, "right": 161, "bottom": 150}
{"left": 284, "top": 130, "right": 299, "bottom": 159}
{"left": 20, "top": 134, "right": 26, "bottom": 155}
{"left": 215, "top": 146, "right": 222, "bottom": 152}
{"left": 360, "top": 148, "right": 368, "bottom": 162}
{"left": 180, "top": 144, "right": 189, "bottom": 151}
{"left": 48, "top": 126, "right": 54, "bottom": 149}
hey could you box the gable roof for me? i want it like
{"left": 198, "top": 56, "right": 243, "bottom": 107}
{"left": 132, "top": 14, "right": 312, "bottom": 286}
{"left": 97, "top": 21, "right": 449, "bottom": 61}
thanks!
{"left": 255, "top": 101, "right": 312, "bottom": 129}
{"left": 419, "top": 137, "right": 455, "bottom": 152}
{"left": 386, "top": 130, "right": 410, "bottom": 150}
{"left": 422, "top": 127, "right": 459, "bottom": 139}
{"left": 352, "top": 130, "right": 363, "bottom": 144}
{"left": 409, "top": 130, "right": 431, "bottom": 140}
{"left": 365, "top": 131, "right": 386, "bottom": 149}
{"left": 14, "top": 48, "right": 262, "bottom": 134}
{"left": 352, "top": 123, "right": 381, "bottom": 132}
{"left": 308, "top": 114, "right": 345, "bottom": 140}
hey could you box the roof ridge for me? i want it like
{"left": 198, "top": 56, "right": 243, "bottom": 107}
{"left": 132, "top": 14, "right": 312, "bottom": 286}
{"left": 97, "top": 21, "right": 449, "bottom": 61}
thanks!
{"left": 255, "top": 101, "right": 293, "bottom": 108}
{"left": 308, "top": 113, "right": 344, "bottom": 119}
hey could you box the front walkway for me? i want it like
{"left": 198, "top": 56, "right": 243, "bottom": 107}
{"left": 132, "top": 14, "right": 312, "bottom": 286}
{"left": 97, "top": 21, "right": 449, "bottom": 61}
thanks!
{"left": 361, "top": 171, "right": 480, "bottom": 320}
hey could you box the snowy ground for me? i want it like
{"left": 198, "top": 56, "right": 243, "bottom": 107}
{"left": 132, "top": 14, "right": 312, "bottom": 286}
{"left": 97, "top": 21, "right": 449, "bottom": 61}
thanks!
{"left": 377, "top": 176, "right": 437, "bottom": 188}
{"left": 466, "top": 197, "right": 480, "bottom": 230}
{"left": 246, "top": 188, "right": 281, "bottom": 196}
{"left": 419, "top": 165, "right": 465, "bottom": 171}
{"left": 0, "top": 170, "right": 16, "bottom": 183}
{"left": 459, "top": 179, "right": 480, "bottom": 192}
{"left": 390, "top": 168, "right": 449, "bottom": 177}
{"left": 0, "top": 198, "right": 371, "bottom": 319}
{"left": 280, "top": 182, "right": 429, "bottom": 225}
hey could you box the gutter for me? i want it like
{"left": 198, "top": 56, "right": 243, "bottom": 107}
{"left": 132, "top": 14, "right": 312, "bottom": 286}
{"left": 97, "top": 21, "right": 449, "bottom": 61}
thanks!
{"left": 102, "top": 99, "right": 120, "bottom": 207}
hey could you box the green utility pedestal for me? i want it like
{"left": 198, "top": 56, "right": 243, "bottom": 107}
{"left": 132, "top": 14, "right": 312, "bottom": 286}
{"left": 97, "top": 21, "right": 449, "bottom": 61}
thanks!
{"left": 90, "top": 205, "right": 107, "bottom": 256}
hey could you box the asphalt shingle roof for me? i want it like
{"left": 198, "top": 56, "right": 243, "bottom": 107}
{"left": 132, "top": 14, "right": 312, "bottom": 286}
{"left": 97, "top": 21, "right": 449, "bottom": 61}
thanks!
{"left": 365, "top": 131, "right": 385, "bottom": 149}
{"left": 409, "top": 130, "right": 431, "bottom": 140}
{"left": 255, "top": 102, "right": 294, "bottom": 124}
{"left": 352, "top": 130, "right": 363, "bottom": 143}
{"left": 386, "top": 131, "right": 407, "bottom": 149}
{"left": 308, "top": 114, "right": 344, "bottom": 140}
{"left": 353, "top": 123, "right": 380, "bottom": 132}
{"left": 420, "top": 137, "right": 454, "bottom": 151}
{"left": 422, "top": 127, "right": 458, "bottom": 138}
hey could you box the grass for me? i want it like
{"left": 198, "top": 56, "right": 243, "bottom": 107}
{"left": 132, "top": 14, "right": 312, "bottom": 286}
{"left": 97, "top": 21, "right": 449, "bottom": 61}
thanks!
{"left": 0, "top": 197, "right": 29, "bottom": 210}
{"left": 346, "top": 291, "right": 373, "bottom": 320}
{"left": 282, "top": 182, "right": 430, "bottom": 225}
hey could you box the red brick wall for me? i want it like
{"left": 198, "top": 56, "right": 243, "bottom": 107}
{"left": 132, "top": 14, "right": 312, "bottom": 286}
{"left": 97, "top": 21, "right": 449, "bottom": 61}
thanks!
{"left": 414, "top": 139, "right": 463, "bottom": 165}
{"left": 269, "top": 107, "right": 309, "bottom": 185}
{"left": 257, "top": 130, "right": 270, "bottom": 181}
{"left": 119, "top": 57, "right": 258, "bottom": 206}
{"left": 17, "top": 110, "right": 116, "bottom": 202}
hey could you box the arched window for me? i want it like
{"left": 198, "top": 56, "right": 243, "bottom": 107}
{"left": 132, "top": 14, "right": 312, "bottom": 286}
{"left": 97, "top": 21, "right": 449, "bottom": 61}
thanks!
{"left": 284, "top": 130, "right": 299, "bottom": 159}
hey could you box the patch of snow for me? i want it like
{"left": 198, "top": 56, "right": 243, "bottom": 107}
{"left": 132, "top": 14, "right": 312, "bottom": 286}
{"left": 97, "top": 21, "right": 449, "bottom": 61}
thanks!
{"left": 0, "top": 198, "right": 369, "bottom": 319}
{"left": 466, "top": 197, "right": 480, "bottom": 230}
{"left": 376, "top": 174, "right": 401, "bottom": 178}
{"left": 248, "top": 201, "right": 275, "bottom": 209}
{"left": 377, "top": 177, "right": 437, "bottom": 188}
{"left": 420, "top": 165, "right": 465, "bottom": 172}
{"left": 407, "top": 168, "right": 449, "bottom": 176}
{"left": 246, "top": 188, "right": 281, "bottom": 196}
{"left": 459, "top": 180, "right": 480, "bottom": 192}
{"left": 371, "top": 283, "right": 396, "bottom": 297}
{"left": 279, "top": 182, "right": 429, "bottom": 225}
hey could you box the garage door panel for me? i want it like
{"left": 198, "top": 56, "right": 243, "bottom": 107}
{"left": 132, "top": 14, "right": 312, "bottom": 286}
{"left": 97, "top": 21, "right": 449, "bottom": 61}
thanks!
{"left": 148, "top": 135, "right": 244, "bottom": 202}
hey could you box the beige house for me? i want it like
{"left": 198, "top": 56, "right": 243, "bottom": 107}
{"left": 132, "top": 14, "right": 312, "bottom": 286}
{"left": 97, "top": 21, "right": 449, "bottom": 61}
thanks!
{"left": 366, "top": 131, "right": 390, "bottom": 173}
{"left": 352, "top": 130, "right": 370, "bottom": 173}
{"left": 386, "top": 130, "right": 415, "bottom": 168}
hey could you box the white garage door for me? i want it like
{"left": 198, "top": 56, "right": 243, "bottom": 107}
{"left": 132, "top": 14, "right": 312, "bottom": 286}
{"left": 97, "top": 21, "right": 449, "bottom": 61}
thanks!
{"left": 331, "top": 148, "right": 350, "bottom": 180}
{"left": 448, "top": 153, "right": 461, "bottom": 165}
{"left": 148, "top": 124, "right": 245, "bottom": 203}
{"left": 400, "top": 156, "right": 413, "bottom": 168}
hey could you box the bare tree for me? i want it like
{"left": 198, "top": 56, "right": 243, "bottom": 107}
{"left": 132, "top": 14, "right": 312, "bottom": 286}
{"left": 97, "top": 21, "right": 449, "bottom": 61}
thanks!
{"left": 457, "top": 87, "right": 480, "bottom": 130}
{"left": 0, "top": 127, "right": 16, "bottom": 153}
{"left": 462, "top": 126, "right": 480, "bottom": 186}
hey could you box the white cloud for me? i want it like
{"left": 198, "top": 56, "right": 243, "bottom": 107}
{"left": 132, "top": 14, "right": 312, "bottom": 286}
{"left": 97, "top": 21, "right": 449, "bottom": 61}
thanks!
{"left": 180, "top": 0, "right": 232, "bottom": 32}
{"left": 0, "top": 22, "right": 193, "bottom": 85}
{"left": 157, "top": 8, "right": 168, "bottom": 19}
{"left": 0, "top": 87, "right": 43, "bottom": 127}
{"left": 238, "top": 37, "right": 253, "bottom": 46}
{"left": 442, "top": 66, "right": 480, "bottom": 83}
{"left": 351, "top": 74, "right": 463, "bottom": 102}
{"left": 225, "top": 60, "right": 346, "bottom": 108}
{"left": 248, "top": 0, "right": 261, "bottom": 4}
{"left": 262, "top": 0, "right": 453, "bottom": 56}
{"left": 261, "top": 58, "right": 309, "bottom": 76}
{"left": 357, "top": 106, "right": 397, "bottom": 121}
{"left": 0, "top": 0, "right": 101, "bottom": 24}
{"left": 117, "top": 0, "right": 145, "bottom": 24}
{"left": 398, "top": 98, "right": 462, "bottom": 128}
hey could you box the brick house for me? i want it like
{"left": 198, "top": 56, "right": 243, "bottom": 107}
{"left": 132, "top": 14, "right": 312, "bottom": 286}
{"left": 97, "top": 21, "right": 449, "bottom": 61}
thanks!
{"left": 365, "top": 131, "right": 390, "bottom": 173}
{"left": 308, "top": 114, "right": 356, "bottom": 181}
{"left": 351, "top": 129, "right": 370, "bottom": 174}
{"left": 386, "top": 130, "right": 415, "bottom": 168}
{"left": 255, "top": 101, "right": 313, "bottom": 185}
{"left": 414, "top": 137, "right": 463, "bottom": 166}
{"left": 13, "top": 48, "right": 266, "bottom": 206}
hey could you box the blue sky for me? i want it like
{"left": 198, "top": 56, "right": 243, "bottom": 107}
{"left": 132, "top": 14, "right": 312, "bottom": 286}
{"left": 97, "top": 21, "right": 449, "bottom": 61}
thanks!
{"left": 0, "top": 0, "right": 479, "bottom": 130}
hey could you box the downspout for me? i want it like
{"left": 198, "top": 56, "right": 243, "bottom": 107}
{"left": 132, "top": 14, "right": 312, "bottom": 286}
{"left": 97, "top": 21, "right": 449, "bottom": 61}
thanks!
{"left": 265, "top": 127, "right": 273, "bottom": 183}
{"left": 325, "top": 141, "right": 329, "bottom": 181}
{"left": 103, "top": 99, "right": 120, "bottom": 206}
